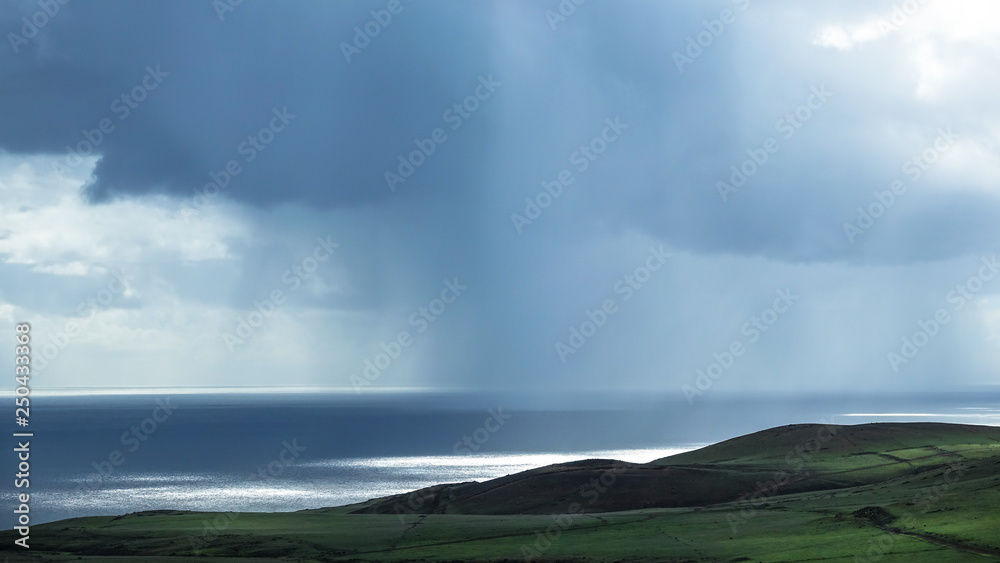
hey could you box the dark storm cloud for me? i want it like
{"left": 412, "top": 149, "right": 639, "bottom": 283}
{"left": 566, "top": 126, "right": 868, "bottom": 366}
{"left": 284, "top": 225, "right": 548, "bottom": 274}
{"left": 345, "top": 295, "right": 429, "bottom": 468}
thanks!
{"left": 3, "top": 0, "right": 1000, "bottom": 394}
{"left": 0, "top": 0, "right": 497, "bottom": 207}
{"left": 6, "top": 0, "right": 998, "bottom": 266}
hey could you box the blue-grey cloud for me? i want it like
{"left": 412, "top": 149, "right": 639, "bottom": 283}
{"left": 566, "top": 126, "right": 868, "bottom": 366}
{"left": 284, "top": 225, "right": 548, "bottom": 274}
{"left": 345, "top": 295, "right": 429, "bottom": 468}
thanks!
{"left": 1, "top": 0, "right": 999, "bottom": 396}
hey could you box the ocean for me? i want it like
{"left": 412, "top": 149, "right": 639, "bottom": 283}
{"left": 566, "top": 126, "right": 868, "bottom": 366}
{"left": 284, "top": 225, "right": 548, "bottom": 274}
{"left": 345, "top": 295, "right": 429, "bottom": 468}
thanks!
{"left": 7, "top": 390, "right": 1000, "bottom": 526}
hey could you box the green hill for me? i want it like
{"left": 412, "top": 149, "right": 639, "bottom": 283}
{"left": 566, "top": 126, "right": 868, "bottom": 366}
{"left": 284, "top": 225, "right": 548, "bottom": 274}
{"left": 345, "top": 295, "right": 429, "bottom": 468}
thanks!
{"left": 346, "top": 422, "right": 1000, "bottom": 516}
{"left": 4, "top": 422, "right": 999, "bottom": 561}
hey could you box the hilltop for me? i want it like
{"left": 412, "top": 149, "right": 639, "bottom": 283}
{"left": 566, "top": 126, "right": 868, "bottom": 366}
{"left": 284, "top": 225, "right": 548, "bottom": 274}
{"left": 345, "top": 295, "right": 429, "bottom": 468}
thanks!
{"left": 346, "top": 422, "right": 1000, "bottom": 516}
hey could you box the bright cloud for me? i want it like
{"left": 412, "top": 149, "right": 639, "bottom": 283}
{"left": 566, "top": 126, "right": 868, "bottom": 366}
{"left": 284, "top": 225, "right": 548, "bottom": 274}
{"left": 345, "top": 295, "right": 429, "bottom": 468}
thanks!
{"left": 0, "top": 154, "right": 247, "bottom": 275}
{"left": 812, "top": 1, "right": 1000, "bottom": 99}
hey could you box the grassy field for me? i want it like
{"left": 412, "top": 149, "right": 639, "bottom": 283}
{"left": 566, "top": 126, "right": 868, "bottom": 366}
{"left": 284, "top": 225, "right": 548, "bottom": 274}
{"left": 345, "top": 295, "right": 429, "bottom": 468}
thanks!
{"left": 3, "top": 422, "right": 999, "bottom": 562}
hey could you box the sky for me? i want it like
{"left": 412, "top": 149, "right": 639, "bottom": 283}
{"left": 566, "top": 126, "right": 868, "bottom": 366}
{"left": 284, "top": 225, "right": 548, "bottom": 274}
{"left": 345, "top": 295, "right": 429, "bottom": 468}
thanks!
{"left": 0, "top": 0, "right": 999, "bottom": 398}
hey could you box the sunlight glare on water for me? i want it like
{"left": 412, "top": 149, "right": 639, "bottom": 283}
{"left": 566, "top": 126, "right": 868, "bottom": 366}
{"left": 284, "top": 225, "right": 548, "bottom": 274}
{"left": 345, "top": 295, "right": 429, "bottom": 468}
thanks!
{"left": 45, "top": 447, "right": 701, "bottom": 522}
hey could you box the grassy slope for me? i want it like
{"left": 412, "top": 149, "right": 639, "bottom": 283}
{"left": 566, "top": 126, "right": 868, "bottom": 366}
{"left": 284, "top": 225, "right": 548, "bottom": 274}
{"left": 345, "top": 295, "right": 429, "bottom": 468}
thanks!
{"left": 4, "top": 422, "right": 999, "bottom": 562}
